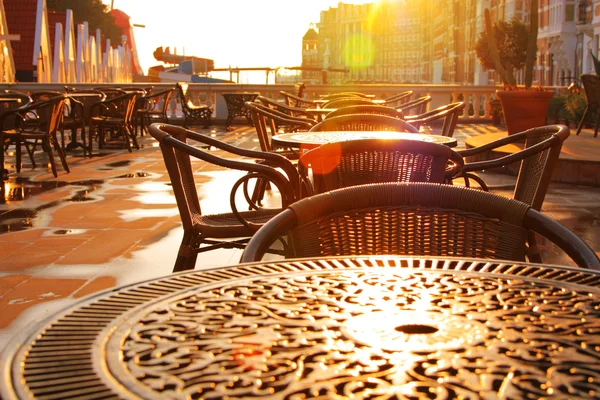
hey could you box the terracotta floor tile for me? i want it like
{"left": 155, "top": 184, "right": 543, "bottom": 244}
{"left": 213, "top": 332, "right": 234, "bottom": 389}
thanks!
{"left": 73, "top": 276, "right": 117, "bottom": 298}
{"left": 56, "top": 229, "right": 146, "bottom": 265}
{"left": 0, "top": 274, "right": 30, "bottom": 297}
{"left": 0, "top": 277, "right": 88, "bottom": 328}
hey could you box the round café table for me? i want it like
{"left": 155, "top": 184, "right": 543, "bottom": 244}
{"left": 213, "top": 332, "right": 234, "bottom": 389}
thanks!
{"left": 3, "top": 256, "right": 600, "bottom": 399}
{"left": 272, "top": 130, "right": 457, "bottom": 153}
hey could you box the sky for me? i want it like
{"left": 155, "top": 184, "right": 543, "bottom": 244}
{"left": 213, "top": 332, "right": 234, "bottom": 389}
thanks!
{"left": 104, "top": 0, "right": 372, "bottom": 78}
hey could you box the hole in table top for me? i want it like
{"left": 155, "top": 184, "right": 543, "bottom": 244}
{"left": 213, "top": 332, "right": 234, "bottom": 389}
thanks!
{"left": 394, "top": 324, "right": 439, "bottom": 335}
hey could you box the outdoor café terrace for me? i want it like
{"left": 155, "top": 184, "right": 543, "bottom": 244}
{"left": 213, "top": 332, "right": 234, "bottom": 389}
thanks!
{"left": 1, "top": 82, "right": 600, "bottom": 398}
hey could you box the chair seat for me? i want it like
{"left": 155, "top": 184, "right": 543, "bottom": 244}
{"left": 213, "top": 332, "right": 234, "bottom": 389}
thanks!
{"left": 197, "top": 208, "right": 283, "bottom": 237}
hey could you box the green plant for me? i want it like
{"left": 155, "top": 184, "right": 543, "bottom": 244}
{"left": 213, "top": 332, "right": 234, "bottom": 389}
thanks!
{"left": 476, "top": 0, "right": 539, "bottom": 89}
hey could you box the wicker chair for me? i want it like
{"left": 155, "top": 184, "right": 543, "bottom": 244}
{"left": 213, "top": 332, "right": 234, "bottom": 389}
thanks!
{"left": 256, "top": 95, "right": 313, "bottom": 118}
{"left": 90, "top": 92, "right": 139, "bottom": 152}
{"left": 309, "top": 114, "right": 419, "bottom": 133}
{"left": 279, "top": 91, "right": 318, "bottom": 108}
{"left": 406, "top": 102, "right": 465, "bottom": 137}
{"left": 321, "top": 97, "right": 375, "bottom": 109}
{"left": 137, "top": 88, "right": 174, "bottom": 134}
{"left": 240, "top": 182, "right": 600, "bottom": 271}
{"left": 245, "top": 102, "right": 316, "bottom": 153}
{"left": 298, "top": 138, "right": 464, "bottom": 194}
{"left": 457, "top": 124, "right": 569, "bottom": 211}
{"left": 0, "top": 95, "right": 69, "bottom": 177}
{"left": 320, "top": 92, "right": 370, "bottom": 100}
{"left": 383, "top": 90, "right": 413, "bottom": 107}
{"left": 397, "top": 95, "right": 432, "bottom": 116}
{"left": 325, "top": 104, "right": 404, "bottom": 119}
{"left": 175, "top": 82, "right": 212, "bottom": 128}
{"left": 149, "top": 123, "right": 301, "bottom": 272}
{"left": 62, "top": 90, "right": 105, "bottom": 156}
{"left": 576, "top": 74, "right": 600, "bottom": 136}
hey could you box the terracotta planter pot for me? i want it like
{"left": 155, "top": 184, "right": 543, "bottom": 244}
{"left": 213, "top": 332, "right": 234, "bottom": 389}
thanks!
{"left": 496, "top": 90, "right": 554, "bottom": 135}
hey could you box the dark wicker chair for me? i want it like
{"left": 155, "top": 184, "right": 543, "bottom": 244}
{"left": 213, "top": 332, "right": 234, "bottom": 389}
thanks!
{"left": 383, "top": 90, "right": 413, "bottom": 107}
{"left": 457, "top": 124, "right": 569, "bottom": 211}
{"left": 62, "top": 90, "right": 106, "bottom": 156}
{"left": 309, "top": 114, "right": 419, "bottom": 133}
{"left": 320, "top": 92, "right": 370, "bottom": 100}
{"left": 279, "top": 91, "right": 318, "bottom": 108}
{"left": 397, "top": 95, "right": 432, "bottom": 116}
{"left": 175, "top": 82, "right": 212, "bottom": 128}
{"left": 325, "top": 104, "right": 404, "bottom": 119}
{"left": 0, "top": 95, "right": 68, "bottom": 177}
{"left": 240, "top": 182, "right": 600, "bottom": 271}
{"left": 322, "top": 97, "right": 375, "bottom": 109}
{"left": 576, "top": 74, "right": 600, "bottom": 136}
{"left": 298, "top": 138, "right": 464, "bottom": 194}
{"left": 256, "top": 95, "right": 313, "bottom": 118}
{"left": 406, "top": 101, "right": 465, "bottom": 137}
{"left": 90, "top": 92, "right": 139, "bottom": 152}
{"left": 149, "top": 123, "right": 302, "bottom": 272}
{"left": 137, "top": 88, "right": 174, "bottom": 134}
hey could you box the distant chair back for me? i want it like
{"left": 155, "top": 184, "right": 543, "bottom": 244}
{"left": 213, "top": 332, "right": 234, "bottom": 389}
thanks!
{"left": 298, "top": 138, "right": 464, "bottom": 194}
{"left": 309, "top": 114, "right": 419, "bottom": 133}
{"left": 325, "top": 104, "right": 404, "bottom": 119}
{"left": 240, "top": 182, "right": 600, "bottom": 271}
{"left": 397, "top": 95, "right": 432, "bottom": 116}
{"left": 383, "top": 90, "right": 413, "bottom": 107}
{"left": 320, "top": 92, "right": 369, "bottom": 100}
{"left": 322, "top": 97, "right": 374, "bottom": 109}
{"left": 576, "top": 74, "right": 600, "bottom": 136}
{"left": 406, "top": 102, "right": 465, "bottom": 137}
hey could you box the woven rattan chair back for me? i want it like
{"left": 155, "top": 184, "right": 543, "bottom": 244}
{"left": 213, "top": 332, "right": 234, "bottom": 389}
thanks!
{"left": 279, "top": 91, "right": 317, "bottom": 108}
{"left": 256, "top": 95, "right": 312, "bottom": 118}
{"left": 384, "top": 91, "right": 413, "bottom": 107}
{"left": 322, "top": 98, "right": 375, "bottom": 109}
{"left": 407, "top": 102, "right": 465, "bottom": 137}
{"left": 397, "top": 95, "right": 432, "bottom": 116}
{"left": 298, "top": 139, "right": 464, "bottom": 194}
{"left": 459, "top": 124, "right": 569, "bottom": 211}
{"left": 240, "top": 182, "right": 600, "bottom": 270}
{"left": 325, "top": 104, "right": 404, "bottom": 119}
{"left": 309, "top": 114, "right": 419, "bottom": 133}
{"left": 576, "top": 74, "right": 600, "bottom": 136}
{"left": 149, "top": 123, "right": 301, "bottom": 272}
{"left": 245, "top": 102, "right": 315, "bottom": 152}
{"left": 320, "top": 92, "right": 369, "bottom": 100}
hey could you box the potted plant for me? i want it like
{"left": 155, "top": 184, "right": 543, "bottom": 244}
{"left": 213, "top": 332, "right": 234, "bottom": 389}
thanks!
{"left": 475, "top": 0, "right": 553, "bottom": 135}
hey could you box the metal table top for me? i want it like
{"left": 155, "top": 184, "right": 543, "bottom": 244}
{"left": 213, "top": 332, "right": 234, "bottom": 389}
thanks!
{"left": 3, "top": 256, "right": 600, "bottom": 399}
{"left": 272, "top": 130, "right": 457, "bottom": 151}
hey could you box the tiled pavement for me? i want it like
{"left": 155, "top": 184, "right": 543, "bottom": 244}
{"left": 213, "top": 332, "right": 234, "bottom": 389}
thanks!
{"left": 0, "top": 122, "right": 599, "bottom": 351}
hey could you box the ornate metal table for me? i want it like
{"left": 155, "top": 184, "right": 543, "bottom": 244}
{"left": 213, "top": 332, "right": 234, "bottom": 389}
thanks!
{"left": 3, "top": 256, "right": 600, "bottom": 399}
{"left": 222, "top": 92, "right": 260, "bottom": 130}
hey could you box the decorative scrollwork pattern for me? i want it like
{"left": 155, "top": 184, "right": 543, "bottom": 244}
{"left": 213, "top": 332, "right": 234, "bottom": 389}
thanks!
{"left": 110, "top": 269, "right": 600, "bottom": 399}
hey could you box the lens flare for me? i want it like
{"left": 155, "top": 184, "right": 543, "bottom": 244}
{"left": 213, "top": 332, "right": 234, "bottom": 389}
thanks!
{"left": 343, "top": 34, "right": 375, "bottom": 69}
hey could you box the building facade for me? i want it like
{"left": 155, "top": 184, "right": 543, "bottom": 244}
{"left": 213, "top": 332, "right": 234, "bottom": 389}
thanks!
{"left": 304, "top": 0, "right": 586, "bottom": 86}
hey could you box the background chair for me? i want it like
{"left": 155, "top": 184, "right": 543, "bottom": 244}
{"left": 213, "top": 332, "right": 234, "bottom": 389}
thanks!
{"left": 62, "top": 90, "right": 106, "bottom": 156}
{"left": 256, "top": 95, "right": 313, "bottom": 118}
{"left": 90, "top": 92, "right": 139, "bottom": 152}
{"left": 137, "top": 88, "right": 174, "bottom": 135}
{"left": 175, "top": 82, "right": 212, "bottom": 128}
{"left": 279, "top": 91, "right": 318, "bottom": 108}
{"left": 1, "top": 95, "right": 68, "bottom": 177}
{"left": 576, "top": 74, "right": 600, "bottom": 136}
{"left": 325, "top": 104, "right": 404, "bottom": 119}
{"left": 309, "top": 114, "right": 419, "bottom": 132}
{"left": 406, "top": 101, "right": 465, "bottom": 137}
{"left": 320, "top": 92, "right": 370, "bottom": 100}
{"left": 457, "top": 124, "right": 569, "bottom": 211}
{"left": 322, "top": 97, "right": 375, "bottom": 109}
{"left": 397, "top": 95, "right": 432, "bottom": 116}
{"left": 383, "top": 90, "right": 413, "bottom": 107}
{"left": 240, "top": 182, "right": 600, "bottom": 271}
{"left": 149, "top": 123, "right": 301, "bottom": 272}
{"left": 298, "top": 138, "right": 464, "bottom": 194}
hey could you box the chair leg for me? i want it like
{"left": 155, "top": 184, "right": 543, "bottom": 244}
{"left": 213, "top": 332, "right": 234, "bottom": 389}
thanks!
{"left": 43, "top": 137, "right": 58, "bottom": 177}
{"left": 173, "top": 231, "right": 198, "bottom": 272}
{"left": 15, "top": 139, "right": 22, "bottom": 172}
{"left": 52, "top": 133, "right": 70, "bottom": 173}
{"left": 576, "top": 106, "right": 589, "bottom": 135}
